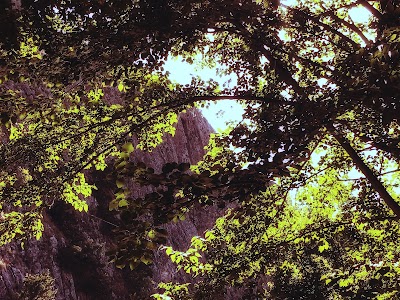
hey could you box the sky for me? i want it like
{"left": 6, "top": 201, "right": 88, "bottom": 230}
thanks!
{"left": 163, "top": 56, "right": 244, "bottom": 131}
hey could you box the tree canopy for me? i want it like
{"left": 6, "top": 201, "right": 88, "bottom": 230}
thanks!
{"left": 1, "top": 0, "right": 400, "bottom": 299}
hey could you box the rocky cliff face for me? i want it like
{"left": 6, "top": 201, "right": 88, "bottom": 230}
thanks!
{"left": 0, "top": 109, "right": 218, "bottom": 299}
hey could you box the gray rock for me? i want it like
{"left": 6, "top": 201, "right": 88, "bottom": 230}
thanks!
{"left": 0, "top": 109, "right": 222, "bottom": 300}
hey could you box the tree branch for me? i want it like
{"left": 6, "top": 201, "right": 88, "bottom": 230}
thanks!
{"left": 322, "top": 9, "right": 371, "bottom": 45}
{"left": 283, "top": 5, "right": 360, "bottom": 51}
{"left": 381, "top": 169, "right": 400, "bottom": 176}
{"left": 192, "top": 95, "right": 295, "bottom": 104}
{"left": 229, "top": 20, "right": 304, "bottom": 95}
{"left": 357, "top": 0, "right": 383, "bottom": 19}
{"left": 331, "top": 132, "right": 400, "bottom": 218}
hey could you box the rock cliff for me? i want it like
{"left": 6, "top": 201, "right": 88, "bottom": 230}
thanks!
{"left": 0, "top": 109, "right": 217, "bottom": 299}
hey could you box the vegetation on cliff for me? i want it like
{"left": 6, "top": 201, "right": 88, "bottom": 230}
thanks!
{"left": 0, "top": 0, "right": 399, "bottom": 298}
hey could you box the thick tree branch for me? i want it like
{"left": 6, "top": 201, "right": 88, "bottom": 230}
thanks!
{"left": 321, "top": 9, "right": 371, "bottom": 45}
{"left": 229, "top": 20, "right": 304, "bottom": 95}
{"left": 357, "top": 0, "right": 383, "bottom": 19}
{"left": 284, "top": 5, "right": 360, "bottom": 51}
{"left": 332, "top": 132, "right": 400, "bottom": 218}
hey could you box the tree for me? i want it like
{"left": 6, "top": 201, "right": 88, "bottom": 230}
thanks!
{"left": 0, "top": 0, "right": 399, "bottom": 298}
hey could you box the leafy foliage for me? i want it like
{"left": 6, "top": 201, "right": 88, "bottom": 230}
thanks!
{"left": 186, "top": 139, "right": 400, "bottom": 299}
{"left": 1, "top": 0, "right": 400, "bottom": 298}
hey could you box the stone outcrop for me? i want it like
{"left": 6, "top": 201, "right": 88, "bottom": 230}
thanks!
{"left": 0, "top": 109, "right": 218, "bottom": 299}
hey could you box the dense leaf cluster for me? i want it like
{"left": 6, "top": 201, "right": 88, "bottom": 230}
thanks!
{"left": 0, "top": 0, "right": 400, "bottom": 299}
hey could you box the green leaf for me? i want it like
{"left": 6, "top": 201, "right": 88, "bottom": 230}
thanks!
{"left": 116, "top": 179, "right": 125, "bottom": 188}
{"left": 122, "top": 142, "right": 134, "bottom": 154}
{"left": 141, "top": 256, "right": 153, "bottom": 265}
{"left": 129, "top": 261, "right": 139, "bottom": 270}
{"left": 189, "top": 256, "right": 199, "bottom": 264}
{"left": 109, "top": 200, "right": 119, "bottom": 211}
{"left": 118, "top": 199, "right": 128, "bottom": 207}
{"left": 165, "top": 247, "right": 174, "bottom": 256}
{"left": 318, "top": 240, "right": 329, "bottom": 253}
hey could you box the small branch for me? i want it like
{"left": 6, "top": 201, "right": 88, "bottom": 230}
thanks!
{"left": 381, "top": 169, "right": 400, "bottom": 176}
{"left": 337, "top": 177, "right": 363, "bottom": 181}
{"left": 192, "top": 95, "right": 295, "bottom": 105}
{"left": 371, "top": 140, "right": 400, "bottom": 159}
{"left": 359, "top": 146, "right": 375, "bottom": 152}
{"left": 88, "top": 213, "right": 119, "bottom": 228}
{"left": 339, "top": 168, "right": 400, "bottom": 181}
{"left": 300, "top": 165, "right": 333, "bottom": 183}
